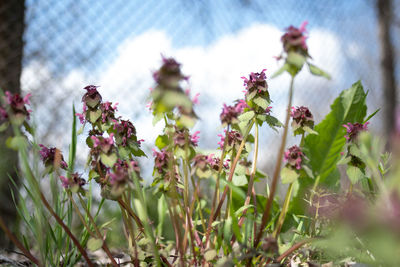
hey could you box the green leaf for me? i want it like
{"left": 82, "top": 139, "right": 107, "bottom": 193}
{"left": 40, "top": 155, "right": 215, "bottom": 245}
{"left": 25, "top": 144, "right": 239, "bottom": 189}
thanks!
{"left": 304, "top": 81, "right": 367, "bottom": 188}
{"left": 0, "top": 122, "right": 9, "bottom": 132}
{"left": 265, "top": 115, "right": 283, "bottom": 131}
{"left": 68, "top": 105, "right": 77, "bottom": 175}
{"left": 253, "top": 97, "right": 270, "bottom": 110}
{"left": 6, "top": 136, "right": 27, "bottom": 150}
{"left": 223, "top": 217, "right": 232, "bottom": 244}
{"left": 100, "top": 153, "right": 118, "bottom": 167}
{"left": 234, "top": 164, "right": 247, "bottom": 176}
{"left": 88, "top": 170, "right": 99, "bottom": 181}
{"left": 87, "top": 237, "right": 103, "bottom": 252}
{"left": 23, "top": 121, "right": 34, "bottom": 135}
{"left": 287, "top": 51, "right": 306, "bottom": 69}
{"left": 196, "top": 168, "right": 212, "bottom": 178}
{"left": 308, "top": 63, "right": 331, "bottom": 79}
{"left": 346, "top": 166, "right": 364, "bottom": 184}
{"left": 155, "top": 134, "right": 169, "bottom": 150}
{"left": 364, "top": 108, "right": 380, "bottom": 123}
{"left": 177, "top": 114, "right": 196, "bottom": 128}
{"left": 118, "top": 146, "right": 130, "bottom": 159}
{"left": 254, "top": 169, "right": 268, "bottom": 181}
{"left": 281, "top": 167, "right": 299, "bottom": 184}
{"left": 204, "top": 250, "right": 217, "bottom": 261}
{"left": 88, "top": 110, "right": 102, "bottom": 123}
{"left": 234, "top": 204, "right": 254, "bottom": 217}
{"left": 232, "top": 174, "right": 247, "bottom": 186}
{"left": 152, "top": 113, "right": 164, "bottom": 126}
{"left": 77, "top": 124, "right": 85, "bottom": 135}
{"left": 303, "top": 126, "right": 318, "bottom": 135}
{"left": 271, "top": 63, "right": 289, "bottom": 78}
{"left": 163, "top": 91, "right": 192, "bottom": 109}
{"left": 238, "top": 110, "right": 255, "bottom": 123}
{"left": 246, "top": 90, "right": 257, "bottom": 101}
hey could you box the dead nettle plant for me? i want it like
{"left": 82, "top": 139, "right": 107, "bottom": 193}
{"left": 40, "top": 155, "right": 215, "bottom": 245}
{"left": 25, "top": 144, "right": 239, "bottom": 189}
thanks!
{"left": 0, "top": 21, "right": 390, "bottom": 267}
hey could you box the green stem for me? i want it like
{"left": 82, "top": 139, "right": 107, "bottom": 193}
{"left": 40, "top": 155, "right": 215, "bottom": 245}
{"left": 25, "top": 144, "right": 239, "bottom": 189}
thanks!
{"left": 254, "top": 75, "right": 295, "bottom": 248}
{"left": 130, "top": 170, "right": 161, "bottom": 267}
{"left": 273, "top": 183, "right": 294, "bottom": 238}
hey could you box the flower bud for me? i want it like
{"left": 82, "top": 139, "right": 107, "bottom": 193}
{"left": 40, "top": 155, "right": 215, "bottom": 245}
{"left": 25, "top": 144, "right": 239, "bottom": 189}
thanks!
{"left": 82, "top": 85, "right": 102, "bottom": 108}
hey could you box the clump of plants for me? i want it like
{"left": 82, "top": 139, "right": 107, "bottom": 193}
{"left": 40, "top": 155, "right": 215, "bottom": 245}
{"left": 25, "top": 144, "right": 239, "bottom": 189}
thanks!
{"left": 1, "top": 21, "right": 399, "bottom": 267}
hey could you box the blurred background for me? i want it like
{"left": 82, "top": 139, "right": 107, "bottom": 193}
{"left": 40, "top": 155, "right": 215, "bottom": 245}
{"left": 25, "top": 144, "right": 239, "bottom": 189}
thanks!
{"left": 0, "top": 0, "right": 399, "bottom": 246}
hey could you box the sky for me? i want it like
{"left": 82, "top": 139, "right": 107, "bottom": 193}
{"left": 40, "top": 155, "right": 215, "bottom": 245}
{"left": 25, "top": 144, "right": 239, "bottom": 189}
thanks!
{"left": 20, "top": 0, "right": 391, "bottom": 176}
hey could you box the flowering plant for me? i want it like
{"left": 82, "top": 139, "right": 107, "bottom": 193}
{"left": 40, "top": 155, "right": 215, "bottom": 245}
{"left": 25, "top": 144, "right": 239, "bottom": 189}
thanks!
{"left": 0, "top": 22, "right": 398, "bottom": 267}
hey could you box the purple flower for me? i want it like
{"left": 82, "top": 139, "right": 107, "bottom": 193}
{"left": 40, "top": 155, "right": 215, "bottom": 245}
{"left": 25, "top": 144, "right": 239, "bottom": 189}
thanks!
{"left": 220, "top": 104, "right": 239, "bottom": 126}
{"left": 152, "top": 148, "right": 170, "bottom": 174}
{"left": 241, "top": 69, "right": 268, "bottom": 95}
{"left": 190, "top": 131, "right": 200, "bottom": 146}
{"left": 108, "top": 159, "right": 140, "bottom": 185}
{"left": 113, "top": 119, "right": 137, "bottom": 146}
{"left": 59, "top": 173, "right": 86, "bottom": 190}
{"left": 206, "top": 154, "right": 229, "bottom": 170}
{"left": 82, "top": 85, "right": 102, "bottom": 108}
{"left": 0, "top": 106, "right": 8, "bottom": 123}
{"left": 173, "top": 128, "right": 199, "bottom": 147}
{"left": 75, "top": 103, "right": 87, "bottom": 124}
{"left": 235, "top": 99, "right": 248, "bottom": 113}
{"left": 284, "top": 145, "right": 304, "bottom": 170}
{"left": 220, "top": 100, "right": 248, "bottom": 126}
{"left": 91, "top": 133, "right": 114, "bottom": 153}
{"left": 343, "top": 122, "right": 369, "bottom": 142}
{"left": 100, "top": 101, "right": 118, "bottom": 123}
{"left": 153, "top": 56, "right": 187, "bottom": 87}
{"left": 192, "top": 93, "right": 200, "bottom": 105}
{"left": 291, "top": 106, "right": 314, "bottom": 134}
{"left": 39, "top": 144, "right": 68, "bottom": 170}
{"left": 193, "top": 154, "right": 208, "bottom": 170}
{"left": 3, "top": 91, "right": 31, "bottom": 120}
{"left": 217, "top": 130, "right": 242, "bottom": 150}
{"left": 59, "top": 176, "right": 70, "bottom": 189}
{"left": 281, "top": 21, "right": 308, "bottom": 54}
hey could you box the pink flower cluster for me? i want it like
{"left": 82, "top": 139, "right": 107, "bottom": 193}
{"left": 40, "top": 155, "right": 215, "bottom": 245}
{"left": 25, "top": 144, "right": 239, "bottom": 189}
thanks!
{"left": 39, "top": 144, "right": 68, "bottom": 170}
{"left": 284, "top": 145, "right": 304, "bottom": 170}
{"left": 343, "top": 122, "right": 369, "bottom": 142}
{"left": 241, "top": 69, "right": 268, "bottom": 94}
{"left": 281, "top": 21, "right": 308, "bottom": 54}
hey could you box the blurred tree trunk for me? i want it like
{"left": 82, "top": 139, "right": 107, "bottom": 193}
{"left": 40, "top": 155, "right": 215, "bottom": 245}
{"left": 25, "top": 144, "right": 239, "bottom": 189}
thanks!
{"left": 377, "top": 0, "right": 397, "bottom": 142}
{"left": 0, "top": 0, "right": 25, "bottom": 248}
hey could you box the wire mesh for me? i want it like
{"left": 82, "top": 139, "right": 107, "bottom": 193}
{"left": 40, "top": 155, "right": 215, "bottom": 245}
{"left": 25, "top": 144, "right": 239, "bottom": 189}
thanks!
{"left": 1, "top": 0, "right": 398, "bottom": 173}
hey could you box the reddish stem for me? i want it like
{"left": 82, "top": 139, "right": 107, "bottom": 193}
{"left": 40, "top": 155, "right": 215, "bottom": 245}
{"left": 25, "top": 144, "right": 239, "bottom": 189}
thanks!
{"left": 0, "top": 216, "right": 41, "bottom": 266}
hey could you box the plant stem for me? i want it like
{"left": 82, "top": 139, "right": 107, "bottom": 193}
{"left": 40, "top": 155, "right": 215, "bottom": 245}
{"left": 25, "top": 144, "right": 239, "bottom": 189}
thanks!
{"left": 77, "top": 194, "right": 119, "bottom": 267}
{"left": 254, "top": 75, "right": 295, "bottom": 248}
{"left": 273, "top": 182, "right": 294, "bottom": 238}
{"left": 239, "top": 119, "right": 258, "bottom": 225}
{"left": 39, "top": 191, "right": 94, "bottom": 267}
{"left": 130, "top": 171, "right": 162, "bottom": 267}
{"left": 204, "top": 119, "right": 254, "bottom": 249}
{"left": 275, "top": 239, "right": 312, "bottom": 263}
{"left": 0, "top": 215, "right": 41, "bottom": 266}
{"left": 117, "top": 198, "right": 144, "bottom": 230}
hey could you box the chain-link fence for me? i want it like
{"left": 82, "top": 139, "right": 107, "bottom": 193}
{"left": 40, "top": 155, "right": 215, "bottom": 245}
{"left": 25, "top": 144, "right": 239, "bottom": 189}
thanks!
{"left": 1, "top": 0, "right": 399, "bottom": 173}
